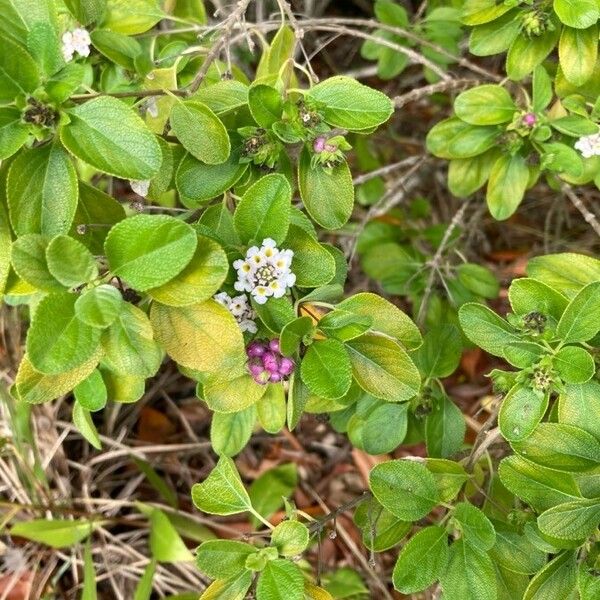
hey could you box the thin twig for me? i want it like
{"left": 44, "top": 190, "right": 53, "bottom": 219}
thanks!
{"left": 394, "top": 78, "right": 482, "bottom": 109}
{"left": 562, "top": 185, "right": 600, "bottom": 239}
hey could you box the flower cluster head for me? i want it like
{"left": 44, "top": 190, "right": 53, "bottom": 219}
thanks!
{"left": 214, "top": 292, "right": 257, "bottom": 333}
{"left": 233, "top": 239, "right": 295, "bottom": 305}
{"left": 246, "top": 339, "right": 294, "bottom": 384}
{"left": 311, "top": 135, "right": 351, "bottom": 170}
{"left": 522, "top": 113, "right": 537, "bottom": 127}
{"left": 62, "top": 28, "right": 91, "bottom": 62}
{"left": 575, "top": 133, "right": 600, "bottom": 159}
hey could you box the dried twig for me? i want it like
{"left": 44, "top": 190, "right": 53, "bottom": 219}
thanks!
{"left": 562, "top": 185, "right": 600, "bottom": 239}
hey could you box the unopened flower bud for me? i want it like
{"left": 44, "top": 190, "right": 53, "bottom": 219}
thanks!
{"left": 269, "top": 372, "right": 282, "bottom": 383}
{"left": 262, "top": 352, "right": 280, "bottom": 374}
{"left": 268, "top": 338, "right": 280, "bottom": 353}
{"left": 279, "top": 357, "right": 295, "bottom": 376}
{"left": 313, "top": 136, "right": 326, "bottom": 153}
{"left": 247, "top": 341, "right": 266, "bottom": 358}
{"left": 522, "top": 113, "right": 536, "bottom": 127}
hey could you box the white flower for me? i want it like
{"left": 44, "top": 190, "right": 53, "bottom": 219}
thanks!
{"left": 575, "top": 133, "right": 600, "bottom": 159}
{"left": 62, "top": 28, "right": 91, "bottom": 62}
{"left": 214, "top": 292, "right": 257, "bottom": 333}
{"left": 233, "top": 238, "right": 296, "bottom": 304}
{"left": 130, "top": 180, "right": 150, "bottom": 197}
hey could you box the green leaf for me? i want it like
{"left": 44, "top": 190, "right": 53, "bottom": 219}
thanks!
{"left": 499, "top": 386, "right": 548, "bottom": 442}
{"left": 149, "top": 509, "right": 194, "bottom": 562}
{"left": 169, "top": 100, "right": 230, "bottom": 165}
{"left": 8, "top": 143, "right": 78, "bottom": 236}
{"left": 72, "top": 402, "right": 101, "bottom": 449}
{"left": 0, "top": 107, "right": 28, "bottom": 160}
{"left": 248, "top": 463, "right": 297, "bottom": 524}
{"left": 556, "top": 281, "right": 600, "bottom": 343}
{"left": 306, "top": 76, "right": 393, "bottom": 131}
{"left": 554, "top": 346, "right": 595, "bottom": 384}
{"left": 101, "top": 303, "right": 162, "bottom": 377}
{"left": 248, "top": 84, "right": 283, "bottom": 127}
{"left": 489, "top": 527, "right": 547, "bottom": 575}
{"left": 425, "top": 396, "right": 466, "bottom": 458}
{"left": 150, "top": 300, "right": 245, "bottom": 374}
{"left": 64, "top": 0, "right": 107, "bottom": 25}
{"left": 256, "top": 559, "right": 304, "bottom": 600}
{"left": 280, "top": 316, "right": 314, "bottom": 356}
{"left": 538, "top": 498, "right": 600, "bottom": 540}
{"left": 361, "top": 402, "right": 407, "bottom": 455}
{"left": 271, "top": 521, "right": 309, "bottom": 557}
{"left": 82, "top": 541, "right": 97, "bottom": 600}
{"left": 426, "top": 458, "right": 468, "bottom": 502}
{"left": 301, "top": 339, "right": 352, "bottom": 400}
{"left": 559, "top": 25, "right": 598, "bottom": 86}
{"left": 71, "top": 182, "right": 126, "bottom": 255}
{"left": 354, "top": 498, "right": 411, "bottom": 552}
{"left": 61, "top": 97, "right": 162, "bottom": 179}
{"left": 461, "top": 1, "right": 512, "bottom": 26}
{"left": 74, "top": 369, "right": 107, "bottom": 412}
{"left": 511, "top": 423, "right": 600, "bottom": 472}
{"left": 192, "top": 457, "right": 253, "bottom": 516}
{"left": 554, "top": 0, "right": 598, "bottom": 29}
{"left": 105, "top": 214, "right": 197, "bottom": 291}
{"left": 90, "top": 28, "right": 142, "bottom": 70}
{"left": 414, "top": 324, "right": 461, "bottom": 378}
{"left": 15, "top": 351, "right": 101, "bottom": 405}
{"left": 199, "top": 572, "right": 253, "bottom": 600}
{"left": 392, "top": 526, "right": 448, "bottom": 594}
{"left": 192, "top": 80, "right": 248, "bottom": 115}
{"left": 133, "top": 560, "right": 155, "bottom": 600}
{"left": 453, "top": 502, "right": 496, "bottom": 551}
{"left": 369, "top": 459, "right": 440, "bottom": 520}
{"left": 267, "top": 25, "right": 295, "bottom": 74}
{"left": 448, "top": 151, "right": 497, "bottom": 198}
{"left": 486, "top": 153, "right": 529, "bottom": 220}
{"left": 252, "top": 297, "right": 296, "bottom": 334}
{"left": 27, "top": 21, "right": 63, "bottom": 77}
{"left": 454, "top": 85, "right": 516, "bottom": 125}
{"left": 298, "top": 148, "right": 354, "bottom": 230}
{"left": 11, "top": 519, "right": 96, "bottom": 548}
{"left": 256, "top": 383, "right": 286, "bottom": 433}
{"left": 147, "top": 235, "right": 228, "bottom": 306}
{"left": 523, "top": 550, "right": 577, "bottom": 600}
{"left": 46, "top": 235, "right": 98, "bottom": 287}
{"left": 282, "top": 224, "right": 335, "bottom": 287}
{"left": 458, "top": 303, "right": 519, "bottom": 357}
{"left": 26, "top": 292, "right": 101, "bottom": 375}
{"left": 498, "top": 455, "right": 581, "bottom": 512}
{"left": 196, "top": 539, "right": 257, "bottom": 579}
{"left": 101, "top": 0, "right": 163, "bottom": 34}
{"left": 203, "top": 372, "right": 266, "bottom": 413}
{"left": 559, "top": 381, "right": 600, "bottom": 440}
{"left": 532, "top": 66, "right": 553, "bottom": 112}
{"left": 526, "top": 252, "right": 600, "bottom": 298}
{"left": 346, "top": 334, "right": 421, "bottom": 403}
{"left": 211, "top": 406, "right": 256, "bottom": 457}
{"left": 426, "top": 117, "right": 500, "bottom": 159}
{"left": 506, "top": 25, "right": 560, "bottom": 80}
{"left": 337, "top": 292, "right": 422, "bottom": 350}
{"left": 234, "top": 174, "right": 291, "bottom": 245}
{"left": 468, "top": 11, "right": 520, "bottom": 56}
{"left": 508, "top": 277, "right": 568, "bottom": 320}
{"left": 0, "top": 35, "right": 40, "bottom": 102}
{"left": 176, "top": 138, "right": 247, "bottom": 208}
{"left": 75, "top": 285, "right": 123, "bottom": 328}
{"left": 440, "top": 539, "right": 496, "bottom": 600}
{"left": 10, "top": 234, "right": 64, "bottom": 292}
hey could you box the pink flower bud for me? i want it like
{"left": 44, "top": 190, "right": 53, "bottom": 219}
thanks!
{"left": 253, "top": 370, "right": 271, "bottom": 385}
{"left": 313, "top": 136, "right": 326, "bottom": 153}
{"left": 262, "top": 352, "right": 280, "bottom": 373}
{"left": 269, "top": 372, "right": 282, "bottom": 383}
{"left": 324, "top": 143, "right": 337, "bottom": 152}
{"left": 249, "top": 364, "right": 265, "bottom": 378}
{"left": 268, "top": 338, "right": 280, "bottom": 354}
{"left": 279, "top": 357, "right": 295, "bottom": 376}
{"left": 246, "top": 341, "right": 266, "bottom": 358}
{"left": 522, "top": 113, "right": 536, "bottom": 127}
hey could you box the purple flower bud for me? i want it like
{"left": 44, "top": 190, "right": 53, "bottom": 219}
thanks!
{"left": 279, "top": 357, "right": 295, "bottom": 376}
{"left": 249, "top": 364, "right": 265, "bottom": 378}
{"left": 268, "top": 338, "right": 280, "bottom": 354}
{"left": 522, "top": 113, "right": 536, "bottom": 127}
{"left": 313, "top": 136, "right": 326, "bottom": 153}
{"left": 262, "top": 352, "right": 280, "bottom": 374}
{"left": 269, "top": 372, "right": 282, "bottom": 383}
{"left": 246, "top": 341, "right": 266, "bottom": 358}
{"left": 253, "top": 370, "right": 271, "bottom": 385}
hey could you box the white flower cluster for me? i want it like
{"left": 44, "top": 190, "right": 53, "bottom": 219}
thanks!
{"left": 233, "top": 238, "right": 295, "bottom": 304}
{"left": 62, "top": 28, "right": 91, "bottom": 62}
{"left": 574, "top": 133, "right": 600, "bottom": 159}
{"left": 130, "top": 180, "right": 150, "bottom": 197}
{"left": 214, "top": 292, "right": 257, "bottom": 333}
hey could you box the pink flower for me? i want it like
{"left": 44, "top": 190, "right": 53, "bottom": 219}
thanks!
{"left": 313, "top": 137, "right": 326, "bottom": 153}
{"left": 522, "top": 113, "right": 536, "bottom": 127}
